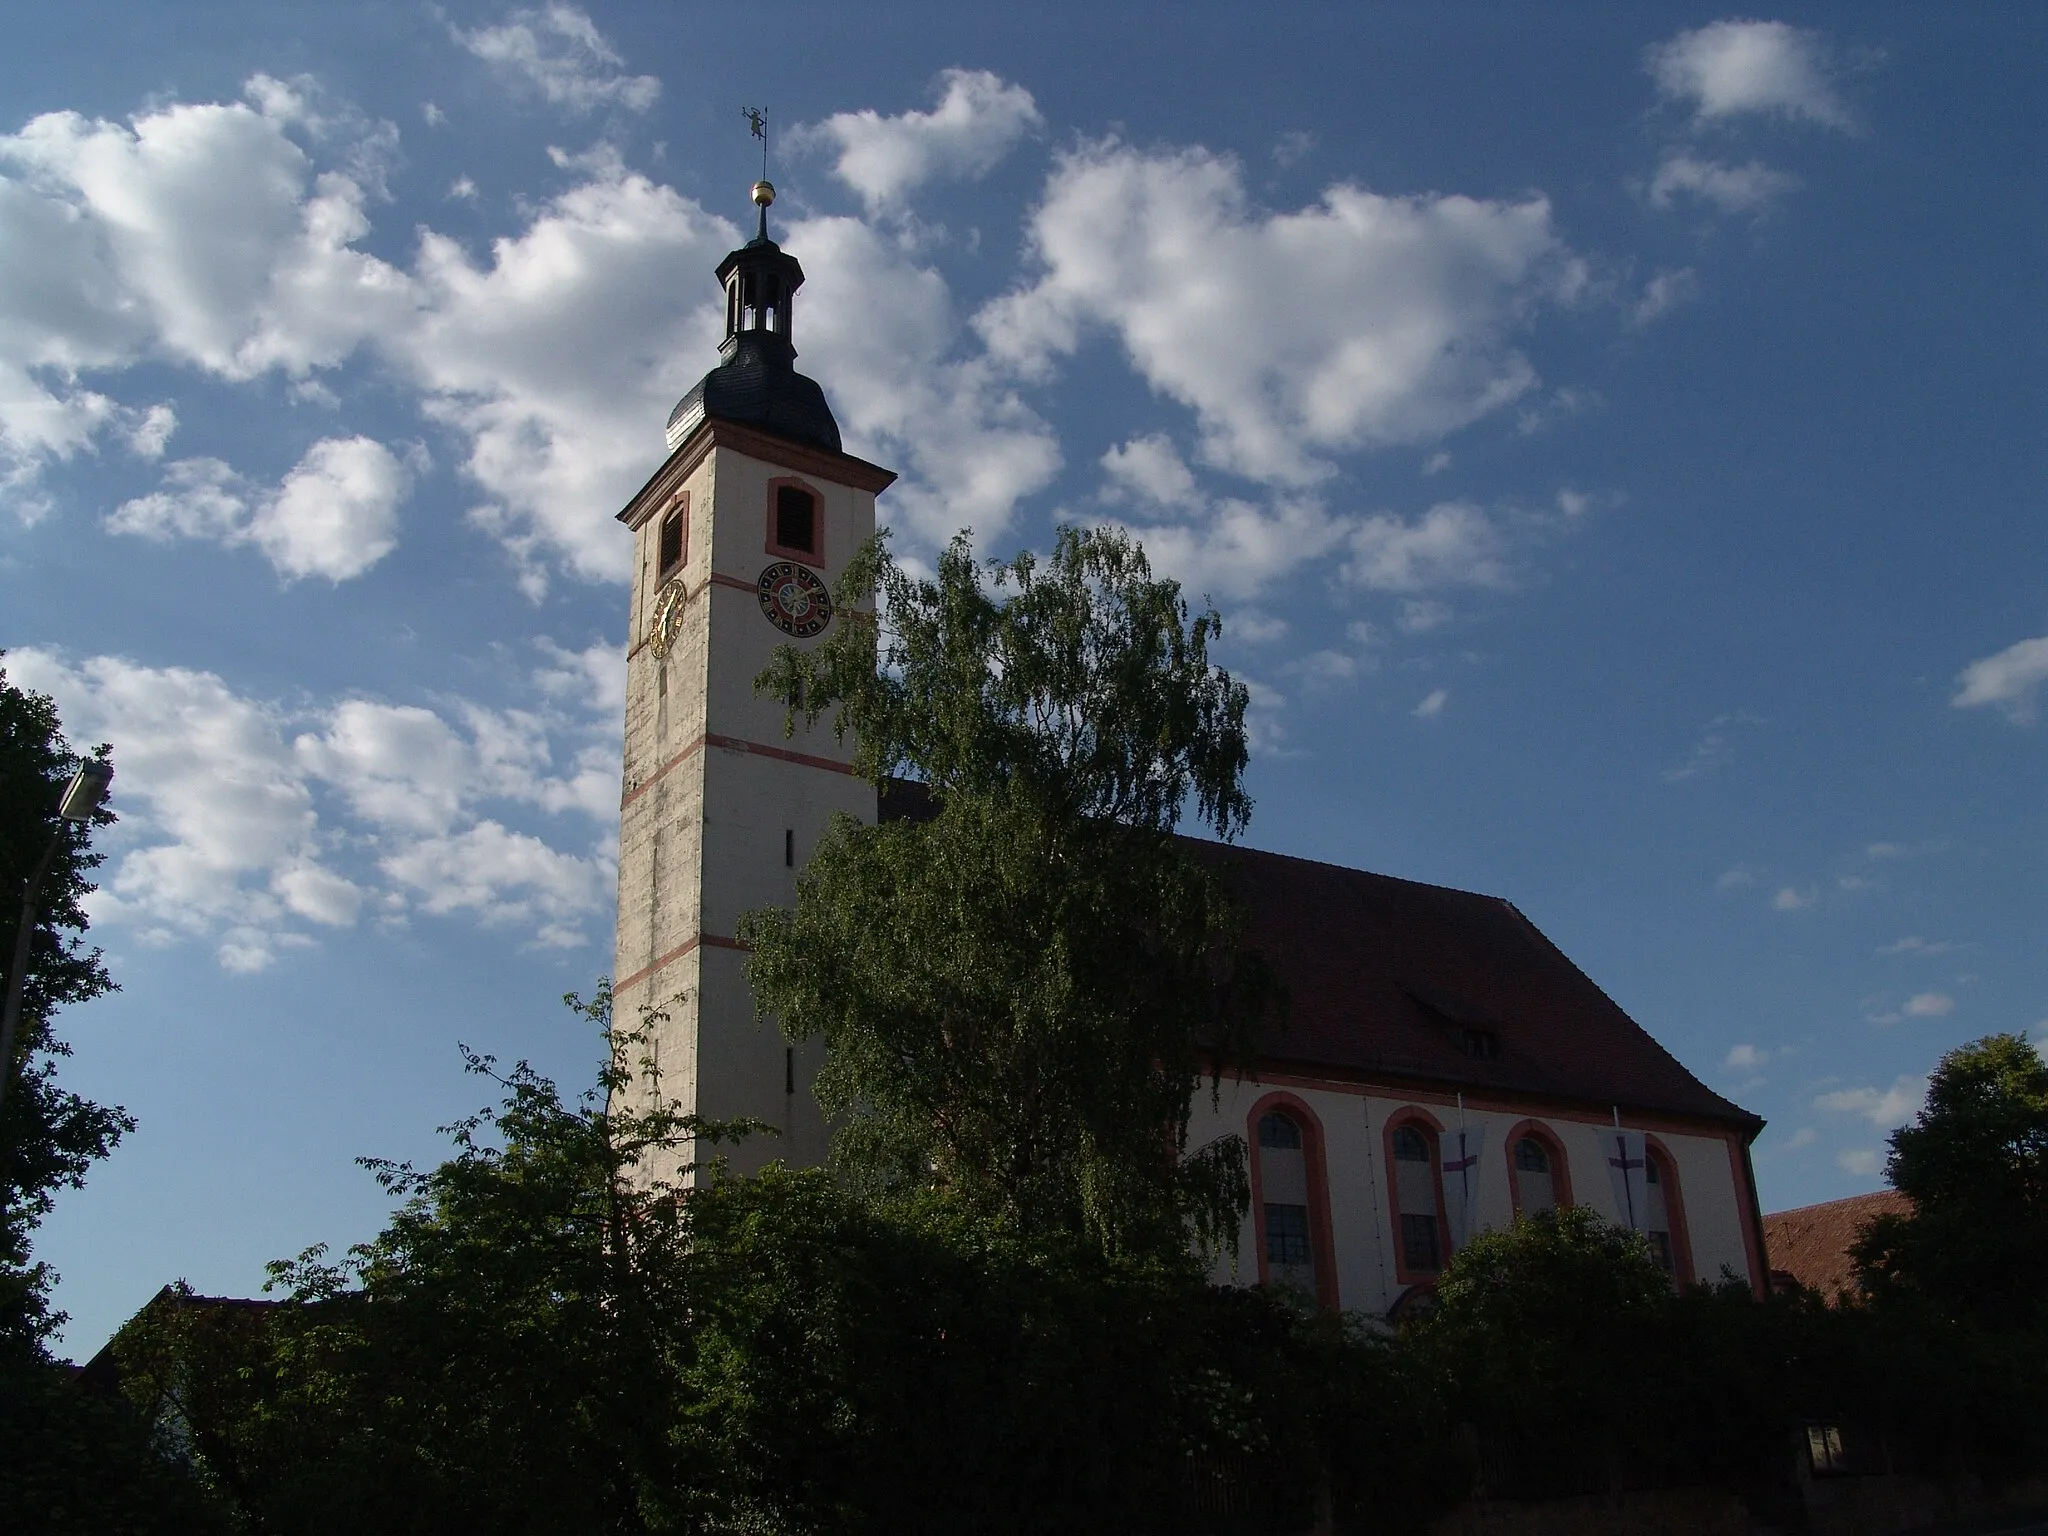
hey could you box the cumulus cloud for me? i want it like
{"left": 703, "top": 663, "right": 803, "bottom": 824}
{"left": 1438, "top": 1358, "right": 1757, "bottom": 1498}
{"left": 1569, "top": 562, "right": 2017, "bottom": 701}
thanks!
{"left": 1724, "top": 1043, "right": 1768, "bottom": 1072}
{"left": 785, "top": 213, "right": 1059, "bottom": 550}
{"left": 1836, "top": 1147, "right": 1881, "bottom": 1177}
{"left": 8, "top": 647, "right": 617, "bottom": 967}
{"left": 798, "top": 69, "right": 1041, "bottom": 213}
{"left": 1773, "top": 885, "right": 1815, "bottom": 911}
{"left": 1816, "top": 1074, "right": 1927, "bottom": 1129}
{"left": 381, "top": 821, "right": 606, "bottom": 948}
{"left": 0, "top": 83, "right": 407, "bottom": 501}
{"left": 108, "top": 436, "right": 410, "bottom": 581}
{"left": 1954, "top": 634, "right": 2048, "bottom": 724}
{"left": 1413, "top": 688, "right": 1449, "bottom": 719}
{"left": 1648, "top": 154, "right": 1801, "bottom": 215}
{"left": 1903, "top": 991, "right": 1954, "bottom": 1018}
{"left": 451, "top": 4, "right": 658, "bottom": 114}
{"left": 1346, "top": 500, "right": 1512, "bottom": 592}
{"left": 1647, "top": 21, "right": 1853, "bottom": 131}
{"left": 978, "top": 141, "right": 1581, "bottom": 485}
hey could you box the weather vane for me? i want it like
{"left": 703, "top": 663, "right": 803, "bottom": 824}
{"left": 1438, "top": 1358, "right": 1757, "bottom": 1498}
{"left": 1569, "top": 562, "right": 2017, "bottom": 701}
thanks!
{"left": 743, "top": 107, "right": 769, "bottom": 178}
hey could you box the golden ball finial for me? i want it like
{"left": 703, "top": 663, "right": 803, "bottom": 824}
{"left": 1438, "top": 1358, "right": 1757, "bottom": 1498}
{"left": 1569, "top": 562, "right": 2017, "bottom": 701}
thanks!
{"left": 752, "top": 179, "right": 776, "bottom": 207}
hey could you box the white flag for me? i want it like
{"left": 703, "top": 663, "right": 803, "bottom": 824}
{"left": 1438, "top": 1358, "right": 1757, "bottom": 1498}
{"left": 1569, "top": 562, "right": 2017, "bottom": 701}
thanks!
{"left": 1442, "top": 1124, "right": 1487, "bottom": 1249}
{"left": 1603, "top": 1129, "right": 1648, "bottom": 1231}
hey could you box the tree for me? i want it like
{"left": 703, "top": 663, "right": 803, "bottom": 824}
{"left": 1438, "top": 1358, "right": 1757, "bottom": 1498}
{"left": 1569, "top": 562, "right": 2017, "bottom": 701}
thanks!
{"left": 1852, "top": 1032, "right": 2048, "bottom": 1327}
{"left": 107, "top": 987, "right": 1388, "bottom": 1536}
{"left": 0, "top": 657, "right": 128, "bottom": 1356}
{"left": 741, "top": 527, "right": 1280, "bottom": 1259}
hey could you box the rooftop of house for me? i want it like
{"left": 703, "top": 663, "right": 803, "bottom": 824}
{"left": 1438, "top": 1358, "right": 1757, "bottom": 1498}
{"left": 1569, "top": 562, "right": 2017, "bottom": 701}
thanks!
{"left": 1762, "top": 1188, "right": 1910, "bottom": 1298}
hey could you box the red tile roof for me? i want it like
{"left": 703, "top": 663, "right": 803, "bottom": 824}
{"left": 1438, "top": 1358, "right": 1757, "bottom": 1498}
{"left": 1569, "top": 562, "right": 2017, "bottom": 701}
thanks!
{"left": 1199, "top": 841, "right": 1761, "bottom": 1131}
{"left": 1762, "top": 1189, "right": 1910, "bottom": 1298}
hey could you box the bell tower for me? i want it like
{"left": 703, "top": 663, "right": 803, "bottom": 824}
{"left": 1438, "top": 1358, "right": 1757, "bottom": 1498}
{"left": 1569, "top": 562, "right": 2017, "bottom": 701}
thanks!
{"left": 613, "top": 179, "right": 894, "bottom": 1176}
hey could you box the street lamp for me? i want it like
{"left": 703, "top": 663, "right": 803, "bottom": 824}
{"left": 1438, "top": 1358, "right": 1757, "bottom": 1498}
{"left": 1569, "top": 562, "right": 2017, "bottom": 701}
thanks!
{"left": 1, "top": 759, "right": 113, "bottom": 1138}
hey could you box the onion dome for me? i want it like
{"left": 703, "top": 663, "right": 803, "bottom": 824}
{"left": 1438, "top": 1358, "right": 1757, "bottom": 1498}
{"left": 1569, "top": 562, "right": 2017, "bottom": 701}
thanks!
{"left": 665, "top": 180, "right": 841, "bottom": 454}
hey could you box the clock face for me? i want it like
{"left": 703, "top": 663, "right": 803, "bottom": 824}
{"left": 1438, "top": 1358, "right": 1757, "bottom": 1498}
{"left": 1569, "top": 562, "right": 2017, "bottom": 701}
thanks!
{"left": 757, "top": 561, "right": 832, "bottom": 638}
{"left": 648, "top": 577, "right": 687, "bottom": 660}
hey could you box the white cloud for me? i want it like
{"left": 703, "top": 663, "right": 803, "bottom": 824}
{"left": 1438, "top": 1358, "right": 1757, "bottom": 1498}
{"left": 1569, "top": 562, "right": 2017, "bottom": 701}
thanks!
{"left": 799, "top": 69, "right": 1041, "bottom": 213}
{"left": 1836, "top": 1147, "right": 1882, "bottom": 1177}
{"left": 1902, "top": 991, "right": 1954, "bottom": 1018}
{"left": 1725, "top": 1043, "right": 1767, "bottom": 1071}
{"left": 1647, "top": 21, "right": 1853, "bottom": 131}
{"left": 1773, "top": 885, "right": 1815, "bottom": 911}
{"left": 1879, "top": 935, "right": 1959, "bottom": 957}
{"left": 1632, "top": 267, "right": 1698, "bottom": 325}
{"left": 1816, "top": 1073, "right": 1927, "bottom": 1129}
{"left": 1786, "top": 1127, "right": 1818, "bottom": 1149}
{"left": 1413, "top": 688, "right": 1448, "bottom": 719}
{"left": 1648, "top": 154, "right": 1800, "bottom": 215}
{"left": 786, "top": 213, "right": 1059, "bottom": 551}
{"left": 252, "top": 435, "right": 408, "bottom": 579}
{"left": 6, "top": 649, "right": 349, "bottom": 971}
{"left": 0, "top": 82, "right": 411, "bottom": 508}
{"left": 1954, "top": 634, "right": 2048, "bottom": 724}
{"left": 1102, "top": 494, "right": 1350, "bottom": 605}
{"left": 380, "top": 821, "right": 606, "bottom": 947}
{"left": 9, "top": 648, "right": 617, "bottom": 965}
{"left": 1664, "top": 711, "right": 1761, "bottom": 783}
{"left": 1345, "top": 500, "right": 1511, "bottom": 592}
{"left": 978, "top": 140, "right": 1579, "bottom": 485}
{"left": 1398, "top": 599, "right": 1452, "bottom": 634}
{"left": 403, "top": 163, "right": 736, "bottom": 588}
{"left": 451, "top": 4, "right": 658, "bottom": 114}
{"left": 1101, "top": 432, "right": 1199, "bottom": 507}
{"left": 1716, "top": 867, "right": 1757, "bottom": 891}
{"left": 106, "top": 435, "right": 409, "bottom": 581}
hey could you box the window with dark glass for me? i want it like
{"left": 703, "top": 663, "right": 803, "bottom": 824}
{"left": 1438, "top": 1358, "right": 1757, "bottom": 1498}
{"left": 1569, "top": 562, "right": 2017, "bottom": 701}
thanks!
{"left": 658, "top": 507, "right": 685, "bottom": 576}
{"left": 775, "top": 485, "right": 817, "bottom": 555}
{"left": 1258, "top": 1112, "right": 1302, "bottom": 1150}
{"left": 1401, "top": 1213, "right": 1440, "bottom": 1272}
{"left": 1459, "top": 1027, "right": 1499, "bottom": 1059}
{"left": 1392, "top": 1123, "right": 1442, "bottom": 1274}
{"left": 1265, "top": 1203, "right": 1312, "bottom": 1267}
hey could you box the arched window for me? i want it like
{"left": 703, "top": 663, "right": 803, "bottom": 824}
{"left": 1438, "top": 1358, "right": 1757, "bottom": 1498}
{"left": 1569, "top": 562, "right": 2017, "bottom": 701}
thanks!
{"left": 1248, "top": 1093, "right": 1335, "bottom": 1308}
{"left": 1257, "top": 1110, "right": 1316, "bottom": 1295}
{"left": 1643, "top": 1145, "right": 1690, "bottom": 1279}
{"left": 1513, "top": 1137, "right": 1556, "bottom": 1217}
{"left": 1390, "top": 1121, "right": 1443, "bottom": 1278}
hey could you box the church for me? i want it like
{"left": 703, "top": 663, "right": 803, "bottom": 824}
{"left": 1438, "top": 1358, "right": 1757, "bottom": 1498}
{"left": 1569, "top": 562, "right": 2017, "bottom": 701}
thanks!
{"left": 609, "top": 182, "right": 1770, "bottom": 1318}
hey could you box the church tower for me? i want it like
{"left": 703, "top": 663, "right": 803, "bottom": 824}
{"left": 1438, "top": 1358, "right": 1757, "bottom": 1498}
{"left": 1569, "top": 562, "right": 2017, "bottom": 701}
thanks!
{"left": 612, "top": 180, "right": 895, "bottom": 1176}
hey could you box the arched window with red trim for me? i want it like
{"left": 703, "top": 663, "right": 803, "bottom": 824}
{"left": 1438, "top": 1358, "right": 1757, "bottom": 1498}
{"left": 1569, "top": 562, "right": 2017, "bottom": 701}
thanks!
{"left": 1386, "top": 1116, "right": 1447, "bottom": 1280}
{"left": 1257, "top": 1110, "right": 1315, "bottom": 1294}
{"left": 1643, "top": 1141, "right": 1692, "bottom": 1280}
{"left": 1503, "top": 1119, "right": 1574, "bottom": 1221}
{"left": 1247, "top": 1092, "right": 1336, "bottom": 1309}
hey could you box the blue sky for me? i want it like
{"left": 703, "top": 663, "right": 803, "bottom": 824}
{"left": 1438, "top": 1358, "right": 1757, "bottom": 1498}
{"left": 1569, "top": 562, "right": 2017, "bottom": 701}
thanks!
{"left": 3, "top": 2, "right": 2042, "bottom": 1356}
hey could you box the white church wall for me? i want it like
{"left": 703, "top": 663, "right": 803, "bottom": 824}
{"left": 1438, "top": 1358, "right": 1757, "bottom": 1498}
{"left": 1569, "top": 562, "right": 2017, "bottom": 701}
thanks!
{"left": 1190, "top": 1071, "right": 1763, "bottom": 1316}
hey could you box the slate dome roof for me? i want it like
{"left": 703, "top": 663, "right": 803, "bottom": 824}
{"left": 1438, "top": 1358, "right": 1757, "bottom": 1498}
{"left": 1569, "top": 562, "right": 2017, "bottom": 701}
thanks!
{"left": 665, "top": 335, "right": 841, "bottom": 455}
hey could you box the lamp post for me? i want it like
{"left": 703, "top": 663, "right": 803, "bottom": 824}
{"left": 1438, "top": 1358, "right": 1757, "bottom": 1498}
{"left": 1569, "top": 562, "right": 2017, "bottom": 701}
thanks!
{"left": 0, "top": 760, "right": 113, "bottom": 1138}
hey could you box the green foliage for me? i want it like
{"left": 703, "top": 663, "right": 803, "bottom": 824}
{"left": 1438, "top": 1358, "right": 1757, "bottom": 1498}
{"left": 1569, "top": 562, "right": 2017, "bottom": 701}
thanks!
{"left": 0, "top": 656, "right": 129, "bottom": 1355}
{"left": 743, "top": 528, "right": 1279, "bottom": 1259}
{"left": 755, "top": 525, "right": 1252, "bottom": 837}
{"left": 106, "top": 991, "right": 1438, "bottom": 1535}
{"left": 0, "top": 1344, "right": 227, "bottom": 1534}
{"left": 1853, "top": 1032, "right": 2048, "bottom": 1327}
